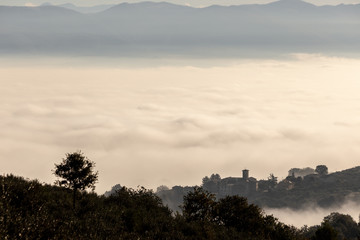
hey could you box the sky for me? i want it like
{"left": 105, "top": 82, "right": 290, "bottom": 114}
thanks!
{"left": 1, "top": 0, "right": 360, "bottom": 7}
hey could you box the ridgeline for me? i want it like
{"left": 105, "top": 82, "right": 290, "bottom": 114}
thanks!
{"left": 157, "top": 166, "right": 360, "bottom": 211}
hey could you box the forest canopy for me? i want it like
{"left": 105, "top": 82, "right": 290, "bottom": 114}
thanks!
{"left": 1, "top": 153, "right": 360, "bottom": 239}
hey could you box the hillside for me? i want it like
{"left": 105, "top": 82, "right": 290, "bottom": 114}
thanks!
{"left": 252, "top": 166, "right": 360, "bottom": 209}
{"left": 158, "top": 166, "right": 360, "bottom": 211}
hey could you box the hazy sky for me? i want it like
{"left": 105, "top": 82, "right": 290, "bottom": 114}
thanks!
{"left": 1, "top": 0, "right": 360, "bottom": 7}
{"left": 1, "top": 55, "right": 360, "bottom": 198}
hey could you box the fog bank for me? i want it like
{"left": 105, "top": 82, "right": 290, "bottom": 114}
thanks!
{"left": 1, "top": 55, "right": 360, "bottom": 195}
{"left": 266, "top": 201, "right": 360, "bottom": 227}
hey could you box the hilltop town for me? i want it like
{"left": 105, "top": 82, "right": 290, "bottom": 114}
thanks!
{"left": 156, "top": 165, "right": 360, "bottom": 211}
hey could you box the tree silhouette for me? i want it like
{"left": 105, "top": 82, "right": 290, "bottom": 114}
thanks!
{"left": 216, "top": 195, "right": 263, "bottom": 235}
{"left": 312, "top": 222, "right": 338, "bottom": 240}
{"left": 323, "top": 212, "right": 360, "bottom": 239}
{"left": 210, "top": 173, "right": 221, "bottom": 182}
{"left": 315, "top": 165, "right": 328, "bottom": 175}
{"left": 53, "top": 151, "right": 98, "bottom": 209}
{"left": 268, "top": 173, "right": 278, "bottom": 189}
{"left": 182, "top": 187, "right": 216, "bottom": 222}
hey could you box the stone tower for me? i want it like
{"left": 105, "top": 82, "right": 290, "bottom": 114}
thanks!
{"left": 243, "top": 169, "right": 249, "bottom": 180}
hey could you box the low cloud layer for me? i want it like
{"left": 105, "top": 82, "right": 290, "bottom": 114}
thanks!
{"left": 1, "top": 55, "right": 360, "bottom": 202}
{"left": 266, "top": 200, "right": 360, "bottom": 227}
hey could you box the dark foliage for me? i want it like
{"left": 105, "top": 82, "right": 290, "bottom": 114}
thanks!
{"left": 323, "top": 212, "right": 360, "bottom": 240}
{"left": 315, "top": 165, "right": 328, "bottom": 176}
{"left": 0, "top": 175, "right": 306, "bottom": 240}
{"left": 2, "top": 174, "right": 360, "bottom": 240}
{"left": 311, "top": 222, "right": 338, "bottom": 240}
{"left": 182, "top": 187, "right": 304, "bottom": 240}
{"left": 0, "top": 174, "right": 176, "bottom": 239}
{"left": 182, "top": 186, "right": 216, "bottom": 222}
{"left": 301, "top": 212, "right": 360, "bottom": 240}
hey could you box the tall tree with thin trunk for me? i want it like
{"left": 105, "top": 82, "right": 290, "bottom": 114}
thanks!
{"left": 53, "top": 151, "right": 98, "bottom": 209}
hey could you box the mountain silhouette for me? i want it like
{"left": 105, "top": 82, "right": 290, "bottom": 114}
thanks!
{"left": 0, "top": 1, "right": 359, "bottom": 57}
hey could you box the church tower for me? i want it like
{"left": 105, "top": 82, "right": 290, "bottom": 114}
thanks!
{"left": 243, "top": 169, "right": 249, "bottom": 180}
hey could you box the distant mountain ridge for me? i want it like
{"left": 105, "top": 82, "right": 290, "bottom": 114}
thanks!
{"left": 58, "top": 3, "right": 115, "bottom": 13}
{"left": 37, "top": 2, "right": 116, "bottom": 13}
{"left": 0, "top": 5, "right": 80, "bottom": 16}
{"left": 0, "top": 0, "right": 359, "bottom": 57}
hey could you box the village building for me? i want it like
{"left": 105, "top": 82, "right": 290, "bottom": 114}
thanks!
{"left": 203, "top": 169, "right": 258, "bottom": 198}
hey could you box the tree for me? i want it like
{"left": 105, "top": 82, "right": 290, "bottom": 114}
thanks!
{"left": 311, "top": 222, "right": 338, "bottom": 240}
{"left": 156, "top": 185, "right": 169, "bottom": 193}
{"left": 104, "top": 184, "right": 122, "bottom": 197}
{"left": 315, "top": 165, "right": 328, "bottom": 175}
{"left": 202, "top": 176, "right": 210, "bottom": 185}
{"left": 53, "top": 151, "right": 98, "bottom": 209}
{"left": 268, "top": 173, "right": 278, "bottom": 189}
{"left": 215, "top": 195, "right": 263, "bottom": 235}
{"left": 210, "top": 173, "right": 221, "bottom": 182}
{"left": 182, "top": 187, "right": 216, "bottom": 222}
{"left": 323, "top": 212, "right": 360, "bottom": 240}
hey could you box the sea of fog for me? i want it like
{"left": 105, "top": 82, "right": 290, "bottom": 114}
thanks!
{"left": 1, "top": 54, "right": 360, "bottom": 226}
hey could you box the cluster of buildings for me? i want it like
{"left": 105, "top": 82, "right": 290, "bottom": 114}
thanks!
{"left": 202, "top": 169, "right": 259, "bottom": 198}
